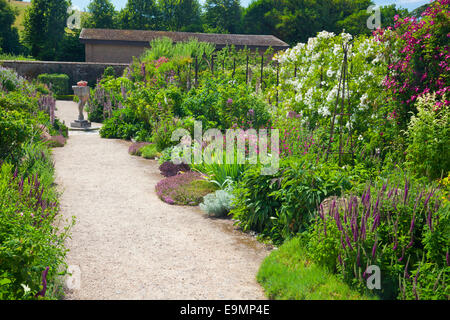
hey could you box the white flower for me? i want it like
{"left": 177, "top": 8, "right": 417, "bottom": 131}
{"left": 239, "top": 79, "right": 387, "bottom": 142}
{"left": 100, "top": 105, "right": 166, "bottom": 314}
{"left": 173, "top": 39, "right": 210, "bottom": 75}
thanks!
{"left": 317, "top": 31, "right": 335, "bottom": 39}
{"left": 358, "top": 135, "right": 363, "bottom": 141}
{"left": 21, "top": 284, "right": 31, "bottom": 293}
{"left": 318, "top": 105, "right": 331, "bottom": 117}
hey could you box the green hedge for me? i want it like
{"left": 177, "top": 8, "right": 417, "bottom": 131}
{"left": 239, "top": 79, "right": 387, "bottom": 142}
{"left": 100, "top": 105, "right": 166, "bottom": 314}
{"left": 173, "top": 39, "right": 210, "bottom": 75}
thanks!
{"left": 37, "top": 73, "right": 69, "bottom": 95}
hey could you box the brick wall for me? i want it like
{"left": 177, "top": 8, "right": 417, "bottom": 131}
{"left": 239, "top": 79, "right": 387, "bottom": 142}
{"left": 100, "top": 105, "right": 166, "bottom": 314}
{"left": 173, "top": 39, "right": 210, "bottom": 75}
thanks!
{"left": 0, "top": 60, "right": 129, "bottom": 90}
{"left": 85, "top": 43, "right": 148, "bottom": 64}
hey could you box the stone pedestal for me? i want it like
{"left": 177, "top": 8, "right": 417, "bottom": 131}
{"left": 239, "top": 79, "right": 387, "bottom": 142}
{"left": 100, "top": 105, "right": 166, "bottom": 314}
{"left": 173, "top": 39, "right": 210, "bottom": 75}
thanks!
{"left": 71, "top": 85, "right": 91, "bottom": 128}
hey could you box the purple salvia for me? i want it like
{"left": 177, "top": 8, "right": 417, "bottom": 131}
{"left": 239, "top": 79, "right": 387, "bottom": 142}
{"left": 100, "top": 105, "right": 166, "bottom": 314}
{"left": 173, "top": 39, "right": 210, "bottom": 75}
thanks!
{"left": 371, "top": 237, "right": 378, "bottom": 259}
{"left": 427, "top": 208, "right": 433, "bottom": 232}
{"left": 398, "top": 247, "right": 405, "bottom": 262}
{"left": 446, "top": 250, "right": 449, "bottom": 266}
{"left": 423, "top": 189, "right": 434, "bottom": 208}
{"left": 403, "top": 179, "right": 409, "bottom": 204}
{"left": 393, "top": 238, "right": 398, "bottom": 251}
{"left": 338, "top": 254, "right": 343, "bottom": 265}
{"left": 406, "top": 235, "right": 414, "bottom": 249}
{"left": 345, "top": 233, "right": 353, "bottom": 251}
{"left": 340, "top": 233, "right": 346, "bottom": 250}
{"left": 35, "top": 267, "right": 49, "bottom": 298}
{"left": 409, "top": 214, "right": 415, "bottom": 234}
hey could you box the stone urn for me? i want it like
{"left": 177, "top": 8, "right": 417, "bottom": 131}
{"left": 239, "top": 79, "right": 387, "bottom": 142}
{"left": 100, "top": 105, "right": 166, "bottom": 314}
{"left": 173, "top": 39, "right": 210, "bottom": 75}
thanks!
{"left": 71, "top": 85, "right": 91, "bottom": 128}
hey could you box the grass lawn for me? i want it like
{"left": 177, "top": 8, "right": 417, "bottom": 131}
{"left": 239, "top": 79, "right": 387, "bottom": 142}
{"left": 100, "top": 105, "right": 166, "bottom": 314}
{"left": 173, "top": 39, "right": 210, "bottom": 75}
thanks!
{"left": 257, "top": 236, "right": 378, "bottom": 300}
{"left": 11, "top": 0, "right": 30, "bottom": 32}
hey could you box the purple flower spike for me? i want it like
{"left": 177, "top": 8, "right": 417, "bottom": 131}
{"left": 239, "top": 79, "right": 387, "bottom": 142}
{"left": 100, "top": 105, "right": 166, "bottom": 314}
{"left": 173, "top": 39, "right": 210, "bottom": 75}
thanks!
{"left": 409, "top": 215, "right": 415, "bottom": 234}
{"left": 446, "top": 251, "right": 449, "bottom": 266}
{"left": 403, "top": 179, "right": 409, "bottom": 204}
{"left": 371, "top": 238, "right": 378, "bottom": 259}
{"left": 35, "top": 267, "right": 49, "bottom": 298}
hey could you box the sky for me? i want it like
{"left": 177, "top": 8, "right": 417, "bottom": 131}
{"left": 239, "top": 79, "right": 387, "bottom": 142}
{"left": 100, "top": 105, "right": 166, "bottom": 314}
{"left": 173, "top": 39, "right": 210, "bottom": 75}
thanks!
{"left": 21, "top": 0, "right": 431, "bottom": 12}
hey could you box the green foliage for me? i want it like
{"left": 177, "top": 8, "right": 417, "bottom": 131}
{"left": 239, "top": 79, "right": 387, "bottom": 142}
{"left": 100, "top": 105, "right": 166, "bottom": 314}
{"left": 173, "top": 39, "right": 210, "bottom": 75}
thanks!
{"left": 257, "top": 236, "right": 376, "bottom": 300}
{"left": 0, "top": 0, "right": 21, "bottom": 54}
{"left": 204, "top": 0, "right": 242, "bottom": 34}
{"left": 37, "top": 73, "right": 69, "bottom": 95}
{"left": 181, "top": 74, "right": 271, "bottom": 130}
{"left": 158, "top": 0, "right": 202, "bottom": 32}
{"left": 0, "top": 156, "right": 72, "bottom": 300}
{"left": 99, "top": 107, "right": 151, "bottom": 141}
{"left": 306, "top": 175, "right": 449, "bottom": 300}
{"left": 231, "top": 156, "right": 352, "bottom": 244}
{"left": 140, "top": 143, "right": 159, "bottom": 159}
{"left": 119, "top": 0, "right": 160, "bottom": 30}
{"left": 23, "top": 0, "right": 68, "bottom": 60}
{"left": 405, "top": 93, "right": 449, "bottom": 181}
{"left": 83, "top": 0, "right": 117, "bottom": 29}
{"left": 0, "top": 108, "right": 36, "bottom": 164}
{"left": 102, "top": 66, "right": 116, "bottom": 78}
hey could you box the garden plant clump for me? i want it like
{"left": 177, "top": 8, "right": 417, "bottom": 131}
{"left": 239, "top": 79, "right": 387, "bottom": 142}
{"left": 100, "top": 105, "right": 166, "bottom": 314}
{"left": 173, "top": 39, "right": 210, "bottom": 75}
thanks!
{"left": 0, "top": 66, "right": 72, "bottom": 300}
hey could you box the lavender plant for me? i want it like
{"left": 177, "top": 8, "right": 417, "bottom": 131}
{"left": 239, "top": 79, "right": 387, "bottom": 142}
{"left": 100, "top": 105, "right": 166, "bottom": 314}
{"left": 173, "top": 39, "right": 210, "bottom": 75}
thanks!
{"left": 308, "top": 179, "right": 449, "bottom": 299}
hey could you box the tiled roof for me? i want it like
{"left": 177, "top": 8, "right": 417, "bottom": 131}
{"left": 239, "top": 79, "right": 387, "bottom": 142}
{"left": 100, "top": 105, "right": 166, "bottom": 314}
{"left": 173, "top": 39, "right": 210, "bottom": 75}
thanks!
{"left": 79, "top": 28, "right": 289, "bottom": 49}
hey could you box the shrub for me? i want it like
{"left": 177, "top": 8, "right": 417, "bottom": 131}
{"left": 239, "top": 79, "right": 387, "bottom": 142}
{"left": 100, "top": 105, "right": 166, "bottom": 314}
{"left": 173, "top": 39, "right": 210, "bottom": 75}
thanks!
{"left": 181, "top": 74, "right": 271, "bottom": 130}
{"left": 140, "top": 144, "right": 160, "bottom": 159}
{"left": 37, "top": 74, "right": 69, "bottom": 95}
{"left": 0, "top": 109, "right": 36, "bottom": 163}
{"left": 405, "top": 93, "right": 449, "bottom": 180}
{"left": 99, "top": 107, "right": 151, "bottom": 140}
{"left": 257, "top": 236, "right": 376, "bottom": 300}
{"left": 128, "top": 142, "right": 151, "bottom": 156}
{"left": 200, "top": 189, "right": 235, "bottom": 217}
{"left": 0, "top": 160, "right": 71, "bottom": 300}
{"left": 102, "top": 66, "right": 116, "bottom": 78}
{"left": 159, "top": 161, "right": 190, "bottom": 177}
{"left": 307, "top": 177, "right": 449, "bottom": 300}
{"left": 231, "top": 156, "right": 352, "bottom": 244}
{"left": 155, "top": 172, "right": 217, "bottom": 206}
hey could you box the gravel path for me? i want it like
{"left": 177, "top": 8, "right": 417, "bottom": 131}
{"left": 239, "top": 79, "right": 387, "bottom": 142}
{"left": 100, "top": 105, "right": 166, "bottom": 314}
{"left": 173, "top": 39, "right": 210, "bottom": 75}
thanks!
{"left": 52, "top": 101, "right": 269, "bottom": 300}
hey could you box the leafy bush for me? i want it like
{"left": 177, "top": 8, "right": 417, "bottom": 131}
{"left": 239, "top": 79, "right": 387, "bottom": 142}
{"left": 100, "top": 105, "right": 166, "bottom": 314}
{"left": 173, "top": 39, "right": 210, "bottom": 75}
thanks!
{"left": 307, "top": 177, "right": 449, "bottom": 300}
{"left": 128, "top": 142, "right": 151, "bottom": 156}
{"left": 200, "top": 189, "right": 234, "bottom": 217}
{"left": 0, "top": 160, "right": 71, "bottom": 300}
{"left": 405, "top": 93, "right": 449, "bottom": 180}
{"left": 231, "top": 156, "right": 352, "bottom": 244}
{"left": 37, "top": 74, "right": 69, "bottom": 95}
{"left": 99, "top": 107, "right": 151, "bottom": 140}
{"left": 0, "top": 108, "right": 36, "bottom": 163}
{"left": 155, "top": 172, "right": 217, "bottom": 205}
{"left": 181, "top": 74, "right": 271, "bottom": 130}
{"left": 257, "top": 236, "right": 376, "bottom": 300}
{"left": 159, "top": 161, "right": 190, "bottom": 177}
{"left": 102, "top": 66, "right": 116, "bottom": 78}
{"left": 140, "top": 143, "right": 160, "bottom": 159}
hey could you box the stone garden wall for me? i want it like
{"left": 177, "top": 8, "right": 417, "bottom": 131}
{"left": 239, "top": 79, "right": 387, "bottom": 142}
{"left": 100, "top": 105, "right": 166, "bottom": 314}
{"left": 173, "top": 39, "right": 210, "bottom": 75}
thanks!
{"left": 0, "top": 60, "right": 129, "bottom": 89}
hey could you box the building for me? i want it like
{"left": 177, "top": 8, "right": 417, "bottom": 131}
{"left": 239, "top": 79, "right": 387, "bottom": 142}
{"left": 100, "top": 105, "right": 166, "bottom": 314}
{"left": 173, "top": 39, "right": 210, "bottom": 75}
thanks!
{"left": 79, "top": 28, "right": 290, "bottom": 64}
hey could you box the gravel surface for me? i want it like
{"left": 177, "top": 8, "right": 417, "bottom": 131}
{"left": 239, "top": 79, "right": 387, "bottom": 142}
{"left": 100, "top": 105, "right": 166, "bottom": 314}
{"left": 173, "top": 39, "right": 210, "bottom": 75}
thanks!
{"left": 52, "top": 101, "right": 270, "bottom": 300}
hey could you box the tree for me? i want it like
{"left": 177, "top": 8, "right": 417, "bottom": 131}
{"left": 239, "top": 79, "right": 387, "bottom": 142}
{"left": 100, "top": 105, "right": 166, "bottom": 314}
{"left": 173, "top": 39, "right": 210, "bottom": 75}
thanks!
{"left": 23, "top": 0, "right": 69, "bottom": 60}
{"left": 0, "top": 0, "right": 21, "bottom": 54}
{"left": 204, "top": 0, "right": 242, "bottom": 34}
{"left": 242, "top": 0, "right": 283, "bottom": 35}
{"left": 119, "top": 0, "right": 160, "bottom": 30}
{"left": 83, "top": 0, "right": 117, "bottom": 29}
{"left": 158, "top": 0, "right": 203, "bottom": 32}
